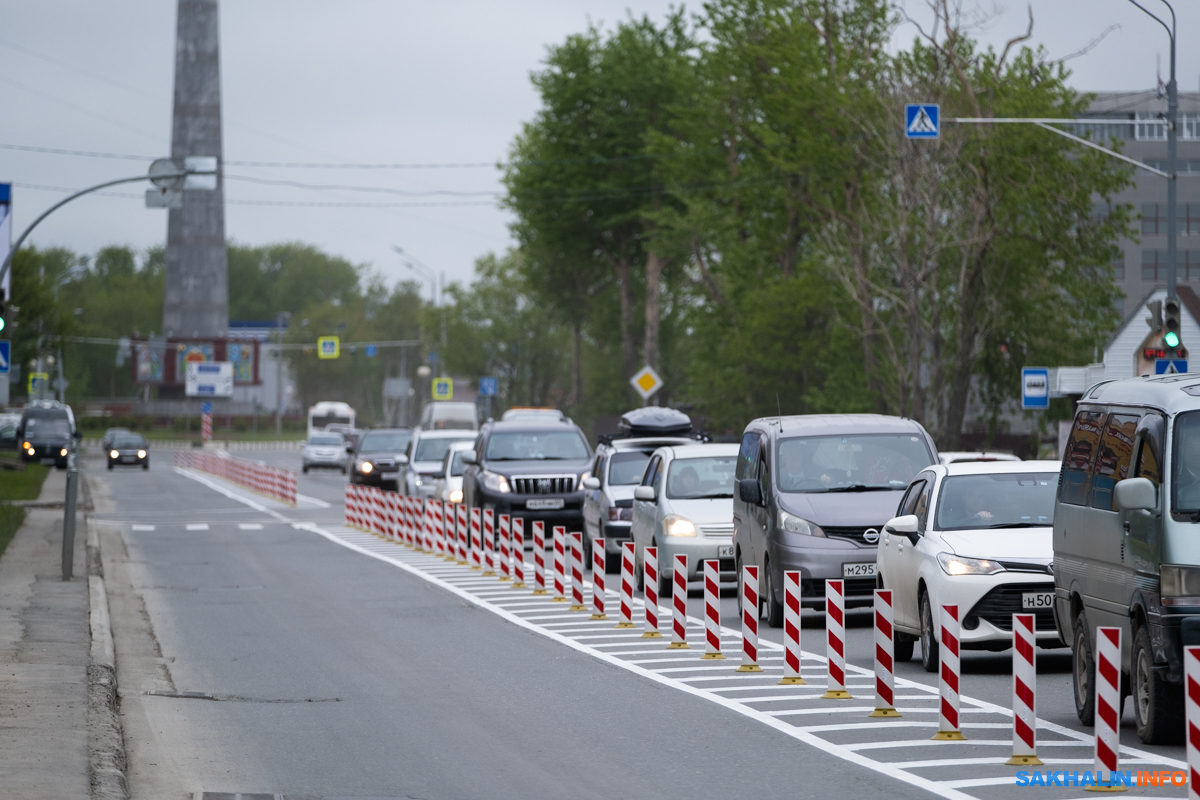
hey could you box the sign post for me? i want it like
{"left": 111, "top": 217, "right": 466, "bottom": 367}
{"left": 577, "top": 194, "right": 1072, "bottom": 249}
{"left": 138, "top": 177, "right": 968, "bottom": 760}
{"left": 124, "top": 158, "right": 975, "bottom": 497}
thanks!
{"left": 201, "top": 401, "right": 213, "bottom": 443}
{"left": 1021, "top": 368, "right": 1049, "bottom": 410}
{"left": 479, "top": 376, "right": 497, "bottom": 420}
{"left": 0, "top": 339, "right": 9, "bottom": 406}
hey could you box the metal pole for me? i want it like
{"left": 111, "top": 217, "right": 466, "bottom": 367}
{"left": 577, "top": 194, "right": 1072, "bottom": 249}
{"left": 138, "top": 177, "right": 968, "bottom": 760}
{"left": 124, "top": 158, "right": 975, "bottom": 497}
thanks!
{"left": 400, "top": 345, "right": 407, "bottom": 427}
{"left": 1167, "top": 16, "right": 1178, "bottom": 299}
{"left": 61, "top": 451, "right": 77, "bottom": 580}
{"left": 56, "top": 347, "right": 65, "bottom": 403}
{"left": 275, "top": 317, "right": 284, "bottom": 437}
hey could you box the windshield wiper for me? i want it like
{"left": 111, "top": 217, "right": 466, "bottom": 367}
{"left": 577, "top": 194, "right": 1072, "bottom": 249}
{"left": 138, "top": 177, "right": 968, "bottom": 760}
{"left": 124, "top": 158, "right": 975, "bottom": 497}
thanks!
{"left": 681, "top": 492, "right": 733, "bottom": 500}
{"left": 823, "top": 484, "right": 895, "bottom": 493}
{"left": 984, "top": 522, "right": 1045, "bottom": 529}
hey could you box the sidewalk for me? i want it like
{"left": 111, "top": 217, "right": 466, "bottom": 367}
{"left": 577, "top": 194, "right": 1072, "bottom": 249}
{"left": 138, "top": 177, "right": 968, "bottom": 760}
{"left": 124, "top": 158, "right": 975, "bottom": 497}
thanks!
{"left": 0, "top": 467, "right": 91, "bottom": 800}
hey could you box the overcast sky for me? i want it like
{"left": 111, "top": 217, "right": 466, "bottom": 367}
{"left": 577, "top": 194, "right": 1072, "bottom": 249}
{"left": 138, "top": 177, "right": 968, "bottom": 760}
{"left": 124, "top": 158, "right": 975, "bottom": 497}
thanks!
{"left": 2, "top": 0, "right": 1197, "bottom": 309}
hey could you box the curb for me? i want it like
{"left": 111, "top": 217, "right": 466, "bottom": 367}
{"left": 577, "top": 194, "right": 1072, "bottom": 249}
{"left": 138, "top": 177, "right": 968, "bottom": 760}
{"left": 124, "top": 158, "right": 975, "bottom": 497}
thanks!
{"left": 87, "top": 515, "right": 129, "bottom": 800}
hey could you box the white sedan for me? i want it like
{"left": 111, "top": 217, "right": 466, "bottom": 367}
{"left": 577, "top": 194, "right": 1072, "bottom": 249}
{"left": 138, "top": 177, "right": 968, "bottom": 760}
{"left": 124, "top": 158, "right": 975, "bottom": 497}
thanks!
{"left": 877, "top": 460, "right": 1064, "bottom": 671}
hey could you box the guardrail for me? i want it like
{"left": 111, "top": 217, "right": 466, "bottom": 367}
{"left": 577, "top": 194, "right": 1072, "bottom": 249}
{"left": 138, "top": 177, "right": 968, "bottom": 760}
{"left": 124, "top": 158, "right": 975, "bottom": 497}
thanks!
{"left": 84, "top": 438, "right": 305, "bottom": 451}
{"left": 173, "top": 450, "right": 297, "bottom": 505}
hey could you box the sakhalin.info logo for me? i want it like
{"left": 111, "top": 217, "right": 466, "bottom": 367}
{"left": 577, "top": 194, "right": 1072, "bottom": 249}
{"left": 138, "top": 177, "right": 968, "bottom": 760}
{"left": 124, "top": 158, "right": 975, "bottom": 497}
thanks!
{"left": 1016, "top": 770, "right": 1187, "bottom": 788}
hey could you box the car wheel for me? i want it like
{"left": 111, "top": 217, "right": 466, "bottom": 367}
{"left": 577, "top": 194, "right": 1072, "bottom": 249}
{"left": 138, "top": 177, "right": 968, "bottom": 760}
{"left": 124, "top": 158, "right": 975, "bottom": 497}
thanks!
{"left": 303, "top": 465, "right": 309, "bottom": 474}
{"left": 919, "top": 591, "right": 939, "bottom": 673}
{"left": 142, "top": 461, "right": 149, "bottom": 471}
{"left": 107, "top": 461, "right": 113, "bottom": 471}
{"left": 582, "top": 535, "right": 593, "bottom": 572}
{"left": 763, "top": 562, "right": 783, "bottom": 628}
{"left": 1132, "top": 623, "right": 1183, "bottom": 744}
{"left": 894, "top": 637, "right": 915, "bottom": 663}
{"left": 1072, "top": 610, "right": 1096, "bottom": 726}
{"left": 657, "top": 543, "right": 672, "bottom": 598}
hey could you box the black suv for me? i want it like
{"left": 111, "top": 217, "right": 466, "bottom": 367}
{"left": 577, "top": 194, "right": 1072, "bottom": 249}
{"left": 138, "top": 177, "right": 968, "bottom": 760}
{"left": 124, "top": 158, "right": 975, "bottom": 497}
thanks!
{"left": 18, "top": 402, "right": 79, "bottom": 469}
{"left": 462, "top": 419, "right": 593, "bottom": 531}
{"left": 350, "top": 428, "right": 413, "bottom": 491}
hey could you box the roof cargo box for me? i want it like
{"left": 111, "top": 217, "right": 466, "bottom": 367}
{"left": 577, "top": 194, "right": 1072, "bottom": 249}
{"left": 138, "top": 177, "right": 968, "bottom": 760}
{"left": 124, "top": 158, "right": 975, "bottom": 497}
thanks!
{"left": 618, "top": 407, "right": 692, "bottom": 437}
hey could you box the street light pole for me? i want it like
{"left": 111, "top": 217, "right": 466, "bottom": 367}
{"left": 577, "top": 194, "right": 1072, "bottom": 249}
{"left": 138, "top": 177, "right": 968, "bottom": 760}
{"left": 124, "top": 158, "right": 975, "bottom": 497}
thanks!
{"left": 274, "top": 311, "right": 291, "bottom": 438}
{"left": 1128, "top": 0, "right": 1178, "bottom": 299}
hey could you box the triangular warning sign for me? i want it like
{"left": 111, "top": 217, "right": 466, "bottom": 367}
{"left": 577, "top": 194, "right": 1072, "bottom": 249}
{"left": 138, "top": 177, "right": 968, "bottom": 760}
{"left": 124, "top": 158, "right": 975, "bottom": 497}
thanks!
{"left": 908, "top": 107, "right": 937, "bottom": 134}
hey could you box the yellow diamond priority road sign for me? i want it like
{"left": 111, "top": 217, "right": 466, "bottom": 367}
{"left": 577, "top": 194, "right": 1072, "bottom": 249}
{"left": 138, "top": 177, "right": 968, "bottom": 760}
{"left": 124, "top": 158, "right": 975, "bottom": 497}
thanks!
{"left": 630, "top": 365, "right": 663, "bottom": 401}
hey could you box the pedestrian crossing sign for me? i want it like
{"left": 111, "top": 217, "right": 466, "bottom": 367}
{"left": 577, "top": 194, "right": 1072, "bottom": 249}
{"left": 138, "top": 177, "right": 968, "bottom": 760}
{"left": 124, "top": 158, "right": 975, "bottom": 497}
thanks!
{"left": 317, "top": 336, "right": 340, "bottom": 360}
{"left": 432, "top": 377, "right": 453, "bottom": 400}
{"left": 905, "top": 104, "right": 940, "bottom": 139}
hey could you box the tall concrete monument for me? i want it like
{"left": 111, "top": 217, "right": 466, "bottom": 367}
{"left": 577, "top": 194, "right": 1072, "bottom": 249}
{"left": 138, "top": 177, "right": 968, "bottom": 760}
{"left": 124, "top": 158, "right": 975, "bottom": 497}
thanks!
{"left": 162, "top": 0, "right": 228, "bottom": 340}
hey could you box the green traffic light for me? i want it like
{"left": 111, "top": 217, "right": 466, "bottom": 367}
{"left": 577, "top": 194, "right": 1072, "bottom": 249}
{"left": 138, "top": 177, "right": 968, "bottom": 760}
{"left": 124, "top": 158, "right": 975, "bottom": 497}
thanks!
{"left": 1166, "top": 331, "right": 1181, "bottom": 348}
{"left": 0, "top": 317, "right": 5, "bottom": 333}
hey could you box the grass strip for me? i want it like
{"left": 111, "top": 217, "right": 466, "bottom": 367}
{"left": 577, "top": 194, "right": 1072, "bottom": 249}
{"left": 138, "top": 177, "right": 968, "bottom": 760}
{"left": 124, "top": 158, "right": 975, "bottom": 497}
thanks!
{"left": 0, "top": 504, "right": 25, "bottom": 560}
{"left": 0, "top": 455, "right": 51, "bottom": 501}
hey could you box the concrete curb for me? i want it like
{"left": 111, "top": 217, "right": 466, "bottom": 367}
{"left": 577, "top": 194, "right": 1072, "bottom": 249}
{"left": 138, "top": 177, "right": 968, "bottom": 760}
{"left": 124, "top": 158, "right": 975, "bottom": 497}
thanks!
{"left": 87, "top": 515, "right": 129, "bottom": 800}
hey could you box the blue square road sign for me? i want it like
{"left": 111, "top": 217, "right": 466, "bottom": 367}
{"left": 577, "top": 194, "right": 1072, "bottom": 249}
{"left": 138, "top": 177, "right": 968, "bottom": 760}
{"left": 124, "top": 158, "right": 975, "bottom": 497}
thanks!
{"left": 1156, "top": 359, "right": 1188, "bottom": 375}
{"left": 905, "top": 104, "right": 940, "bottom": 139}
{"left": 201, "top": 401, "right": 213, "bottom": 415}
{"left": 0, "top": 340, "right": 9, "bottom": 375}
{"left": 479, "top": 377, "right": 498, "bottom": 397}
{"left": 1021, "top": 367, "right": 1049, "bottom": 409}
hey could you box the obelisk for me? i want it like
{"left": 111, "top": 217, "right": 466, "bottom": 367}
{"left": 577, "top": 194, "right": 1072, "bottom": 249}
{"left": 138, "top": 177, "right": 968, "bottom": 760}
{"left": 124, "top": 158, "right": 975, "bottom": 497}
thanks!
{"left": 162, "top": 0, "right": 228, "bottom": 340}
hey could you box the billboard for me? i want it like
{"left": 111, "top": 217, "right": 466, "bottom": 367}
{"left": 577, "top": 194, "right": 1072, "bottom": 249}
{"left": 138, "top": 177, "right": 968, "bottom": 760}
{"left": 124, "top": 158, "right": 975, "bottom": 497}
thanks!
{"left": 186, "top": 361, "right": 233, "bottom": 397}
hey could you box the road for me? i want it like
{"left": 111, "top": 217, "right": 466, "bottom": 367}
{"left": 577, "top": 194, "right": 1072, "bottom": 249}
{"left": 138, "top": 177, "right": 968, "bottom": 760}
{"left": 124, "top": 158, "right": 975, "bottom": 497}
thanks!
{"left": 88, "top": 446, "right": 1189, "bottom": 799}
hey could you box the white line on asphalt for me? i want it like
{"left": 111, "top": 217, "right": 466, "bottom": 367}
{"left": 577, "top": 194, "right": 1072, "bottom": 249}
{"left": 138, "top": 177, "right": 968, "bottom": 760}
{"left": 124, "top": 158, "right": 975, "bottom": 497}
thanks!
{"left": 845, "top": 739, "right": 1090, "bottom": 751}
{"left": 238, "top": 523, "right": 264, "bottom": 530}
{"left": 295, "top": 493, "right": 331, "bottom": 509}
{"left": 131, "top": 524, "right": 155, "bottom": 531}
{"left": 185, "top": 523, "right": 209, "bottom": 531}
{"left": 173, "top": 468, "right": 292, "bottom": 523}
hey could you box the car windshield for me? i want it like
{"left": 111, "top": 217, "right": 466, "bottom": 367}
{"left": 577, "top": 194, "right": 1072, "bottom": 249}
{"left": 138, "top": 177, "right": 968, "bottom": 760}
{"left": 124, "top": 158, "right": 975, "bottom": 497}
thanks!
{"left": 309, "top": 435, "right": 343, "bottom": 446}
{"left": 25, "top": 417, "right": 71, "bottom": 437}
{"left": 609, "top": 451, "right": 651, "bottom": 485}
{"left": 414, "top": 435, "right": 474, "bottom": 463}
{"left": 485, "top": 431, "right": 589, "bottom": 461}
{"left": 666, "top": 455, "right": 737, "bottom": 499}
{"left": 449, "top": 449, "right": 468, "bottom": 477}
{"left": 934, "top": 472, "right": 1058, "bottom": 531}
{"left": 113, "top": 435, "right": 146, "bottom": 448}
{"left": 359, "top": 431, "right": 411, "bottom": 452}
{"left": 776, "top": 434, "right": 933, "bottom": 492}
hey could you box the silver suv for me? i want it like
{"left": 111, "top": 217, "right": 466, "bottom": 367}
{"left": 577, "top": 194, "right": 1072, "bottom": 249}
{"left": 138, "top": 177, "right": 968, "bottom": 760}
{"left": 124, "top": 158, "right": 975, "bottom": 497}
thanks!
{"left": 732, "top": 414, "right": 938, "bottom": 626}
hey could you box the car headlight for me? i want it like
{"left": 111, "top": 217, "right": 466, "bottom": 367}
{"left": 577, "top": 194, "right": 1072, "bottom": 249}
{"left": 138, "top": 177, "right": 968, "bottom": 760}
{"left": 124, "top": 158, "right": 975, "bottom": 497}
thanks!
{"left": 110, "top": 450, "right": 119, "bottom": 458}
{"left": 60, "top": 448, "right": 67, "bottom": 456}
{"left": 138, "top": 450, "right": 146, "bottom": 458}
{"left": 664, "top": 515, "right": 696, "bottom": 537}
{"left": 23, "top": 441, "right": 30, "bottom": 450}
{"left": 937, "top": 552, "right": 1005, "bottom": 576}
{"left": 481, "top": 470, "right": 511, "bottom": 493}
{"left": 1161, "top": 565, "right": 1200, "bottom": 605}
{"left": 449, "top": 489, "right": 464, "bottom": 504}
{"left": 777, "top": 509, "right": 825, "bottom": 537}
{"left": 359, "top": 461, "right": 373, "bottom": 474}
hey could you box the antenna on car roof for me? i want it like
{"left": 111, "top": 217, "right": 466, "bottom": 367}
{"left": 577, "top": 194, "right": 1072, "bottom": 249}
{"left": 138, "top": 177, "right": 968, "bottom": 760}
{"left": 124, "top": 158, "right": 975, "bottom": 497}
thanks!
{"left": 776, "top": 393, "right": 784, "bottom": 433}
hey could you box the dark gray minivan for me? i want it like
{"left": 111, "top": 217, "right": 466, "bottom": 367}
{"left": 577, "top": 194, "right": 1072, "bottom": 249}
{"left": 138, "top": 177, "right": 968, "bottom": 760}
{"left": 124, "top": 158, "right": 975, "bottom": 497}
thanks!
{"left": 732, "top": 414, "right": 938, "bottom": 626}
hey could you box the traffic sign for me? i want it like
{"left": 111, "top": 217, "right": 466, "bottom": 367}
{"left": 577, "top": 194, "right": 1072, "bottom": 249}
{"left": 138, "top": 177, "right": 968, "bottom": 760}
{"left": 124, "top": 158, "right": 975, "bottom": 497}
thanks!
{"left": 185, "top": 361, "right": 233, "bottom": 397}
{"left": 1021, "top": 367, "right": 1049, "bottom": 409}
{"left": 630, "top": 365, "right": 663, "bottom": 400}
{"left": 0, "top": 340, "right": 9, "bottom": 374}
{"left": 27, "top": 371, "right": 48, "bottom": 394}
{"left": 432, "top": 377, "right": 453, "bottom": 401}
{"left": 1156, "top": 359, "right": 1189, "bottom": 374}
{"left": 200, "top": 401, "right": 213, "bottom": 415}
{"left": 317, "top": 336, "right": 340, "bottom": 359}
{"left": 365, "top": 344, "right": 377, "bottom": 357}
{"left": 905, "top": 104, "right": 940, "bottom": 139}
{"left": 479, "top": 377, "right": 498, "bottom": 397}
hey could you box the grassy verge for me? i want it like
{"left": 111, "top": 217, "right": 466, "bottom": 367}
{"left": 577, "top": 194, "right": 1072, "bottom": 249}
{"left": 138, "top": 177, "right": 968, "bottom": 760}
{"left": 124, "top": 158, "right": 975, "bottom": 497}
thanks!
{"left": 0, "top": 504, "right": 25, "bottom": 560}
{"left": 0, "top": 452, "right": 51, "bottom": 501}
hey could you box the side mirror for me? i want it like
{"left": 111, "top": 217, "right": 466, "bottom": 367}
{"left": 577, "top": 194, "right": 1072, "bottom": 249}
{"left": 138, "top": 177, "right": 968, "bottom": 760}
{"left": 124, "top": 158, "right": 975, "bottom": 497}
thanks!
{"left": 1115, "top": 477, "right": 1157, "bottom": 512}
{"left": 634, "top": 486, "right": 656, "bottom": 502}
{"left": 582, "top": 477, "right": 600, "bottom": 490}
{"left": 462, "top": 450, "right": 477, "bottom": 465}
{"left": 737, "top": 479, "right": 762, "bottom": 506}
{"left": 73, "top": 430, "right": 82, "bottom": 440}
{"left": 886, "top": 514, "right": 920, "bottom": 543}
{"left": 397, "top": 454, "right": 409, "bottom": 465}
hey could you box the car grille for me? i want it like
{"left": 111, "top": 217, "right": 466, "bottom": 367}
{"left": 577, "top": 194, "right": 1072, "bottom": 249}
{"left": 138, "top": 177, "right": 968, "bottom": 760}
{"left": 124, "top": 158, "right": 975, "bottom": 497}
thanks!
{"left": 965, "top": 582, "right": 1057, "bottom": 631}
{"left": 511, "top": 475, "right": 576, "bottom": 494}
{"left": 700, "top": 523, "right": 734, "bottom": 537}
{"left": 822, "top": 526, "right": 883, "bottom": 545}
{"left": 801, "top": 577, "right": 876, "bottom": 597}
{"left": 372, "top": 458, "right": 397, "bottom": 469}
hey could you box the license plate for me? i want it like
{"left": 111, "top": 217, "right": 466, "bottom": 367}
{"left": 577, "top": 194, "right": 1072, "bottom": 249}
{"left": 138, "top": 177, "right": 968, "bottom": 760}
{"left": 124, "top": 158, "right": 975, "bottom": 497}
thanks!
{"left": 381, "top": 472, "right": 399, "bottom": 479}
{"left": 718, "top": 545, "right": 734, "bottom": 558}
{"left": 121, "top": 457, "right": 136, "bottom": 463}
{"left": 1022, "top": 591, "right": 1054, "bottom": 610}
{"left": 843, "top": 562, "right": 877, "bottom": 577}
{"left": 41, "top": 458, "right": 56, "bottom": 465}
{"left": 526, "top": 498, "right": 565, "bottom": 510}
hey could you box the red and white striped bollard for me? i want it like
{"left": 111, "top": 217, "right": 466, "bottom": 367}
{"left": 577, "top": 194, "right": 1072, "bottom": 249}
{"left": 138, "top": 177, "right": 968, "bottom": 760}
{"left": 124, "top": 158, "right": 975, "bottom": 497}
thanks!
{"left": 1092, "top": 627, "right": 1122, "bottom": 784}
{"left": 1006, "top": 613, "right": 1041, "bottom": 765}
{"left": 531, "top": 521, "right": 547, "bottom": 594}
{"left": 498, "top": 514, "right": 511, "bottom": 580}
{"left": 701, "top": 560, "right": 724, "bottom": 659}
{"left": 482, "top": 508, "right": 496, "bottom": 575}
{"left": 780, "top": 570, "right": 805, "bottom": 684}
{"left": 510, "top": 518, "right": 526, "bottom": 588}
{"left": 738, "top": 565, "right": 762, "bottom": 672}
{"left": 823, "top": 579, "right": 851, "bottom": 699}
{"left": 1184, "top": 645, "right": 1200, "bottom": 797}
{"left": 870, "top": 589, "right": 899, "bottom": 716}
{"left": 456, "top": 503, "right": 468, "bottom": 563}
{"left": 469, "top": 507, "right": 482, "bottom": 569}
{"left": 569, "top": 533, "right": 586, "bottom": 611}
{"left": 616, "top": 541, "right": 635, "bottom": 628}
{"left": 551, "top": 526, "right": 567, "bottom": 601}
{"left": 642, "top": 547, "right": 661, "bottom": 638}
{"left": 590, "top": 538, "right": 606, "bottom": 619}
{"left": 667, "top": 554, "right": 689, "bottom": 649}
{"left": 933, "top": 604, "right": 966, "bottom": 740}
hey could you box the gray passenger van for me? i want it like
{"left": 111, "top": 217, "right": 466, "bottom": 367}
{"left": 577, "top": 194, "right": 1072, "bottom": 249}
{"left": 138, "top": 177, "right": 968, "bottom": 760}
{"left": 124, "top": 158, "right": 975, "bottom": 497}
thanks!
{"left": 732, "top": 414, "right": 938, "bottom": 626}
{"left": 1053, "top": 374, "right": 1200, "bottom": 744}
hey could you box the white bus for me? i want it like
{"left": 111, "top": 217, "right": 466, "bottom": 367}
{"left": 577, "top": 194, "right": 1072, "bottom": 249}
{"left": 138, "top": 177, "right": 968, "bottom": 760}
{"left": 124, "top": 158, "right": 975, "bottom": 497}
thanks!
{"left": 307, "top": 401, "right": 356, "bottom": 440}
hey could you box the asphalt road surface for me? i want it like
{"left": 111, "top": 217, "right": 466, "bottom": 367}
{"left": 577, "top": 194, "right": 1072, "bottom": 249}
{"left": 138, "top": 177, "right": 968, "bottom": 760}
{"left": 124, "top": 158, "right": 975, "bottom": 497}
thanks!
{"left": 87, "top": 446, "right": 1190, "bottom": 799}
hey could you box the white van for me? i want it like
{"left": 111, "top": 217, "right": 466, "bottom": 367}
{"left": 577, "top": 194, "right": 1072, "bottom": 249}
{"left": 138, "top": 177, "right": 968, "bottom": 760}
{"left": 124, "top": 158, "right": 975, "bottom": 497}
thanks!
{"left": 1054, "top": 374, "right": 1200, "bottom": 744}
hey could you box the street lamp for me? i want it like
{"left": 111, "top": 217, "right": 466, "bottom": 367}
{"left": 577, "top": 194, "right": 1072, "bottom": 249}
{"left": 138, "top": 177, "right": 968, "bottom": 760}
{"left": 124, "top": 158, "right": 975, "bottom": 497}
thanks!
{"left": 274, "top": 311, "right": 292, "bottom": 437}
{"left": 393, "top": 245, "right": 447, "bottom": 375}
{"left": 1127, "top": 0, "right": 1178, "bottom": 299}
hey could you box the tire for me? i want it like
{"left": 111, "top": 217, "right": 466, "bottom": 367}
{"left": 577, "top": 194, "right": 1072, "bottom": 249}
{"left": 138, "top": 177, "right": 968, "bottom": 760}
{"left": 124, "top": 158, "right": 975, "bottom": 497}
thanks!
{"left": 919, "top": 591, "right": 939, "bottom": 673}
{"left": 763, "top": 563, "right": 783, "bottom": 628}
{"left": 142, "top": 462, "right": 149, "bottom": 471}
{"left": 303, "top": 465, "right": 309, "bottom": 474}
{"left": 895, "top": 637, "right": 915, "bottom": 663}
{"left": 583, "top": 535, "right": 593, "bottom": 572}
{"left": 1132, "top": 623, "right": 1184, "bottom": 744}
{"left": 107, "top": 462, "right": 113, "bottom": 471}
{"left": 1072, "top": 611, "right": 1096, "bottom": 726}
{"left": 658, "top": 544, "right": 672, "bottom": 598}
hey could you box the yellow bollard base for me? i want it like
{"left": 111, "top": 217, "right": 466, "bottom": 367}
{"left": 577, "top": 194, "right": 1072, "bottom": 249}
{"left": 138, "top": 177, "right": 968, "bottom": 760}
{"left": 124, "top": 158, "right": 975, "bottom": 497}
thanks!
{"left": 1084, "top": 785, "right": 1127, "bottom": 794}
{"left": 569, "top": 604, "right": 587, "bottom": 611}
{"left": 641, "top": 631, "right": 663, "bottom": 638}
{"left": 778, "top": 676, "right": 807, "bottom": 685}
{"left": 737, "top": 664, "right": 764, "bottom": 672}
{"left": 482, "top": 570, "right": 495, "bottom": 577}
{"left": 512, "top": 582, "right": 526, "bottom": 589}
{"left": 551, "top": 596, "right": 568, "bottom": 602}
{"left": 470, "top": 566, "right": 482, "bottom": 571}
{"left": 589, "top": 613, "right": 608, "bottom": 620}
{"left": 868, "top": 708, "right": 902, "bottom": 718}
{"left": 822, "top": 690, "right": 854, "bottom": 700}
{"left": 700, "top": 652, "right": 726, "bottom": 660}
{"left": 614, "top": 622, "right": 636, "bottom": 629}
{"left": 1005, "top": 755, "right": 1043, "bottom": 766}
{"left": 531, "top": 589, "right": 548, "bottom": 595}
{"left": 499, "top": 576, "right": 511, "bottom": 582}
{"left": 455, "top": 559, "right": 469, "bottom": 566}
{"left": 931, "top": 731, "right": 967, "bottom": 741}
{"left": 667, "top": 642, "right": 691, "bottom": 649}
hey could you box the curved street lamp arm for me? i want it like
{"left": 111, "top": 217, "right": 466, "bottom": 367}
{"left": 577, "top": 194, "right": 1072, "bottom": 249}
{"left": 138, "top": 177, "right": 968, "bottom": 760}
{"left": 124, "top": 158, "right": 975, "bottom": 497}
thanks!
{"left": 1126, "top": 0, "right": 1174, "bottom": 45}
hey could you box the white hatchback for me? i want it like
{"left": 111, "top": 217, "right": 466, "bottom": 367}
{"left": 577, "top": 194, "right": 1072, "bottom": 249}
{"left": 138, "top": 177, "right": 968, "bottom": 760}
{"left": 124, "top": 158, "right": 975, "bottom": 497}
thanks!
{"left": 877, "top": 460, "right": 1064, "bottom": 672}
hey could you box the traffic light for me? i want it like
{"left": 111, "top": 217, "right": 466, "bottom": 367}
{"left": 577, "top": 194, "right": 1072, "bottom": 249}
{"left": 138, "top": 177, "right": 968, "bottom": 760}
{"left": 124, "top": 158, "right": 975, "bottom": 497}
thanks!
{"left": 1164, "top": 297, "right": 1182, "bottom": 349}
{"left": 0, "top": 292, "right": 6, "bottom": 333}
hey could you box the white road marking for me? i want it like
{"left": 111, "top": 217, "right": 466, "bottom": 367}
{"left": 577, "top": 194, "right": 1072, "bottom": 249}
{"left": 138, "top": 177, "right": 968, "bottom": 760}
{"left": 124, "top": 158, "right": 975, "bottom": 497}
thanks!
{"left": 185, "top": 523, "right": 209, "bottom": 531}
{"left": 238, "top": 523, "right": 264, "bottom": 530}
{"left": 131, "top": 524, "right": 155, "bottom": 531}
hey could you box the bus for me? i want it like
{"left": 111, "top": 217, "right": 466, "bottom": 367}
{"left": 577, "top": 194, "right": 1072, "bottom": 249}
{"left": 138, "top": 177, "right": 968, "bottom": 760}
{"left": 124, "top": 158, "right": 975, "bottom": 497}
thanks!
{"left": 307, "top": 401, "right": 356, "bottom": 440}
